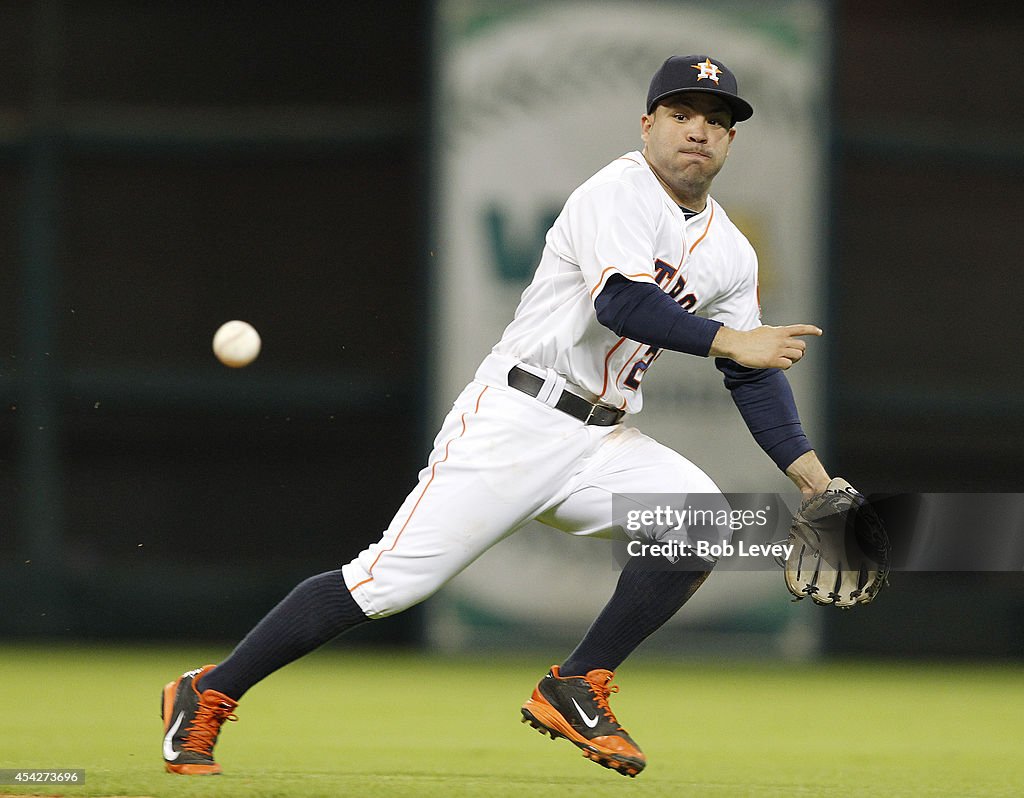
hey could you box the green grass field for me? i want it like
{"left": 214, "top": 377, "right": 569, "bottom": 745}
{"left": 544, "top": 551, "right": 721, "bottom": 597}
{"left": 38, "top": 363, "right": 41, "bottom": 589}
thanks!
{"left": 0, "top": 645, "right": 1020, "bottom": 797}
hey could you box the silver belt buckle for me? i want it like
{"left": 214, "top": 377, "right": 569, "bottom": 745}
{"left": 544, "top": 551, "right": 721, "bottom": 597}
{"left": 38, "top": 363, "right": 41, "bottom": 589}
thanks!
{"left": 584, "top": 403, "right": 598, "bottom": 425}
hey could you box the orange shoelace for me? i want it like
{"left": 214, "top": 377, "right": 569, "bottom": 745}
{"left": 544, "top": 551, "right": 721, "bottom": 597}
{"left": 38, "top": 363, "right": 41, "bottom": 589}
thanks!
{"left": 181, "top": 700, "right": 238, "bottom": 756}
{"left": 587, "top": 677, "right": 621, "bottom": 723}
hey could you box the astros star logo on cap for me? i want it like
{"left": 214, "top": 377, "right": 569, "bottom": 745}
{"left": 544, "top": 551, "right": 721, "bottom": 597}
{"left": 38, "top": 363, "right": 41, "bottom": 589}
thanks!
{"left": 691, "top": 58, "right": 722, "bottom": 84}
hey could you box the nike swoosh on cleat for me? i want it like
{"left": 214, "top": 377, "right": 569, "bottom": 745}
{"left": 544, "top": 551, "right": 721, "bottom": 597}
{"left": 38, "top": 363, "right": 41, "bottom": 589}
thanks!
{"left": 163, "top": 711, "right": 184, "bottom": 761}
{"left": 571, "top": 697, "right": 600, "bottom": 728}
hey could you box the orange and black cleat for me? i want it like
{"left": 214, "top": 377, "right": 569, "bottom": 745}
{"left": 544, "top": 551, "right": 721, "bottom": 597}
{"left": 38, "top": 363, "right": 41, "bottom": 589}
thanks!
{"left": 521, "top": 665, "right": 646, "bottom": 777}
{"left": 161, "top": 665, "right": 238, "bottom": 775}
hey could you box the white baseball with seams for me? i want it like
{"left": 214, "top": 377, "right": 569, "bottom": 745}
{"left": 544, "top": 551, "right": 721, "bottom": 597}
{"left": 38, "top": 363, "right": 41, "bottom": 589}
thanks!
{"left": 213, "top": 320, "right": 262, "bottom": 367}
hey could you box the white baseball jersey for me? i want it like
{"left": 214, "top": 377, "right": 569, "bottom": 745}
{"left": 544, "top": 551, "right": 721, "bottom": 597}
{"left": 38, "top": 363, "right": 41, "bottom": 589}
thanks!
{"left": 343, "top": 151, "right": 760, "bottom": 618}
{"left": 494, "top": 150, "right": 762, "bottom": 413}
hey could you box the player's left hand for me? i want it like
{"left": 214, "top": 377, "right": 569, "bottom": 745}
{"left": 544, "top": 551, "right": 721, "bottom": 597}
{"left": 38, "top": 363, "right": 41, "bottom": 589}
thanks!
{"left": 782, "top": 478, "right": 891, "bottom": 608}
{"left": 785, "top": 450, "right": 831, "bottom": 497}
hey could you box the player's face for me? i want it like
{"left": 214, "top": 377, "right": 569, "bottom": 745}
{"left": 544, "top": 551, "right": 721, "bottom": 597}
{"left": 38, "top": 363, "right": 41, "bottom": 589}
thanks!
{"left": 640, "top": 94, "right": 736, "bottom": 210}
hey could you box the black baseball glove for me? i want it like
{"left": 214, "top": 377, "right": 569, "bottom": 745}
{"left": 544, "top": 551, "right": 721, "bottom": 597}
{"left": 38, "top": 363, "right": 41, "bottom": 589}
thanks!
{"left": 783, "top": 478, "right": 891, "bottom": 608}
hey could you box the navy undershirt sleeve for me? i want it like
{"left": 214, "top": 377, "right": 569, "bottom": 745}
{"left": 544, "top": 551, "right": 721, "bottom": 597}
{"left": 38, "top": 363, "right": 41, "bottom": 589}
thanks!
{"left": 594, "top": 274, "right": 812, "bottom": 472}
{"left": 714, "top": 358, "right": 813, "bottom": 472}
{"left": 594, "top": 274, "right": 722, "bottom": 356}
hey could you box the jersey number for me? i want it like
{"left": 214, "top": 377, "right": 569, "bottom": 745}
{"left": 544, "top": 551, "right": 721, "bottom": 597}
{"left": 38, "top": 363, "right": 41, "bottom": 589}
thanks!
{"left": 623, "top": 346, "right": 662, "bottom": 390}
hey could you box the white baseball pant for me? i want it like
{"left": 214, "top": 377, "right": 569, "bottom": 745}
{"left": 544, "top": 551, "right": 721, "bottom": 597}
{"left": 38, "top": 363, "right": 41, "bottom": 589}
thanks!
{"left": 342, "top": 353, "right": 720, "bottom": 618}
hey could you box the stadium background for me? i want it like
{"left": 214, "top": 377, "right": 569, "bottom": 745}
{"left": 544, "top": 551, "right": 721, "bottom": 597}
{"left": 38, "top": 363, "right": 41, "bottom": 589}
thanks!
{"left": 1, "top": 0, "right": 1022, "bottom": 661}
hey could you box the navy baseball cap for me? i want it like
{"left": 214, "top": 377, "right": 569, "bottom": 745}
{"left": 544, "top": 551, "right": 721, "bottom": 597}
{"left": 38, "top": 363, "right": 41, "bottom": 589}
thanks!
{"left": 646, "top": 55, "right": 754, "bottom": 123}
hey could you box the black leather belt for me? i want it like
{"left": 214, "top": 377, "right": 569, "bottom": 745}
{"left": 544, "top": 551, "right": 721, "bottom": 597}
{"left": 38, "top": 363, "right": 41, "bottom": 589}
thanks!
{"left": 507, "top": 366, "right": 625, "bottom": 426}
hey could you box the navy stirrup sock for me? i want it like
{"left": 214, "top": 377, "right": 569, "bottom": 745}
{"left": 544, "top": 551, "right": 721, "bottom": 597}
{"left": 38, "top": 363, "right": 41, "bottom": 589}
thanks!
{"left": 560, "top": 560, "right": 710, "bottom": 677}
{"left": 199, "top": 569, "right": 369, "bottom": 700}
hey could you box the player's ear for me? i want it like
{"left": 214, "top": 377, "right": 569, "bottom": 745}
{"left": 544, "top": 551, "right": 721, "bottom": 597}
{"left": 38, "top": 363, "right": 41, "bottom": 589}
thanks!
{"left": 640, "top": 113, "right": 653, "bottom": 142}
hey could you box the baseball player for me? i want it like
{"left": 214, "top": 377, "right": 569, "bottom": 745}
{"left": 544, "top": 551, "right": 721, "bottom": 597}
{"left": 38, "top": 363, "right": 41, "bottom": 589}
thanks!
{"left": 162, "top": 55, "right": 829, "bottom": 778}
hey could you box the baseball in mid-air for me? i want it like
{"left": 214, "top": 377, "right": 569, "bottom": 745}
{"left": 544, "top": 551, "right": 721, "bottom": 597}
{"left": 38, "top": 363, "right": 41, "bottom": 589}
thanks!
{"left": 212, "top": 320, "right": 261, "bottom": 368}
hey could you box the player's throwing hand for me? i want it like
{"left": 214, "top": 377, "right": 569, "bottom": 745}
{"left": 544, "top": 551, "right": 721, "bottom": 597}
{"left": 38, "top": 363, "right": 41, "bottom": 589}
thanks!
{"left": 711, "top": 323, "right": 822, "bottom": 370}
